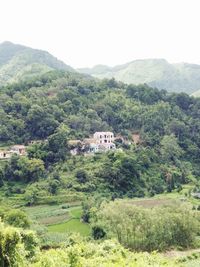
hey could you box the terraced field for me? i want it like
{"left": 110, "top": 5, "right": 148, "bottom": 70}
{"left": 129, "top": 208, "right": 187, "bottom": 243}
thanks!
{"left": 24, "top": 203, "right": 91, "bottom": 236}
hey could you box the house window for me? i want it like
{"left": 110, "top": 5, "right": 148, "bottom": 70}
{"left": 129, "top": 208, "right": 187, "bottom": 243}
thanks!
{"left": 100, "top": 135, "right": 102, "bottom": 138}
{"left": 104, "top": 135, "right": 106, "bottom": 138}
{"left": 104, "top": 140, "right": 107, "bottom": 143}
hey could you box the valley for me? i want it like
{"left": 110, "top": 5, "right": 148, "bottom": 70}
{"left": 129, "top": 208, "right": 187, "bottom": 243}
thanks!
{"left": 1, "top": 42, "right": 200, "bottom": 266}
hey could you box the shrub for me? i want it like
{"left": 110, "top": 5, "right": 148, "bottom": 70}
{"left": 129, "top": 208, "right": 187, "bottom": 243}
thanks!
{"left": 92, "top": 226, "right": 106, "bottom": 240}
{"left": 61, "top": 204, "right": 70, "bottom": 209}
{"left": 75, "top": 169, "right": 88, "bottom": 183}
{"left": 5, "top": 209, "right": 31, "bottom": 229}
{"left": 0, "top": 221, "right": 38, "bottom": 266}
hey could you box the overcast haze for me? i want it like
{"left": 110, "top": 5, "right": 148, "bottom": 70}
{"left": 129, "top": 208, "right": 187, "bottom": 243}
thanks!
{"left": 0, "top": 0, "right": 200, "bottom": 68}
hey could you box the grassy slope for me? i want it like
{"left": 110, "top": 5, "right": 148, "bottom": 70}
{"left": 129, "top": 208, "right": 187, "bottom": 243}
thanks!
{"left": 24, "top": 204, "right": 91, "bottom": 236}
{"left": 47, "top": 206, "right": 91, "bottom": 236}
{"left": 48, "top": 219, "right": 91, "bottom": 236}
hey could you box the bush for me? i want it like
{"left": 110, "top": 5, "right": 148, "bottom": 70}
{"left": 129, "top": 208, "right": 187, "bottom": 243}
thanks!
{"left": 0, "top": 221, "right": 38, "bottom": 266}
{"left": 75, "top": 169, "right": 88, "bottom": 183}
{"left": 5, "top": 209, "right": 31, "bottom": 229}
{"left": 61, "top": 204, "right": 70, "bottom": 209}
{"left": 92, "top": 226, "right": 106, "bottom": 240}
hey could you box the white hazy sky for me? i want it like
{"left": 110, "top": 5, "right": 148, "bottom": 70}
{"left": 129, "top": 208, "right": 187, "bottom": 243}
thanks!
{"left": 0, "top": 0, "right": 200, "bottom": 68}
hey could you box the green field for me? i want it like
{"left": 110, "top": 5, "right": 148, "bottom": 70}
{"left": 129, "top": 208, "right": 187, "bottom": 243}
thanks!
{"left": 48, "top": 218, "right": 91, "bottom": 236}
{"left": 124, "top": 184, "right": 200, "bottom": 208}
{"left": 24, "top": 204, "right": 91, "bottom": 236}
{"left": 47, "top": 206, "right": 91, "bottom": 236}
{"left": 22, "top": 184, "right": 200, "bottom": 239}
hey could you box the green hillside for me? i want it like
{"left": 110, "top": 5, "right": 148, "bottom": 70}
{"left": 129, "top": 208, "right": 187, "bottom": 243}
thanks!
{"left": 1, "top": 70, "right": 200, "bottom": 197}
{"left": 78, "top": 59, "right": 200, "bottom": 94}
{"left": 0, "top": 41, "right": 74, "bottom": 85}
{"left": 1, "top": 70, "right": 200, "bottom": 266}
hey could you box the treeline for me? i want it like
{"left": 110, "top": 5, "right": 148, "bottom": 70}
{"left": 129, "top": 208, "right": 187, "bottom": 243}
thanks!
{"left": 91, "top": 200, "right": 200, "bottom": 251}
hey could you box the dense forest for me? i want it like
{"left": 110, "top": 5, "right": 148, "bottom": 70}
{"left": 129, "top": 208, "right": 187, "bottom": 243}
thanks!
{"left": 1, "top": 70, "right": 200, "bottom": 195}
{"left": 1, "top": 70, "right": 200, "bottom": 266}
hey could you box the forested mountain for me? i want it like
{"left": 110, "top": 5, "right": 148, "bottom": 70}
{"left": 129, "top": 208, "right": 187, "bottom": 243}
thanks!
{"left": 0, "top": 41, "right": 74, "bottom": 85}
{"left": 1, "top": 70, "right": 200, "bottom": 196}
{"left": 78, "top": 59, "right": 200, "bottom": 94}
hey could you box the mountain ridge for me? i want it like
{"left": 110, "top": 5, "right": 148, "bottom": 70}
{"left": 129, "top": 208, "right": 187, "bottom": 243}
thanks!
{"left": 0, "top": 41, "right": 74, "bottom": 85}
{"left": 1, "top": 42, "right": 200, "bottom": 94}
{"left": 78, "top": 59, "right": 200, "bottom": 94}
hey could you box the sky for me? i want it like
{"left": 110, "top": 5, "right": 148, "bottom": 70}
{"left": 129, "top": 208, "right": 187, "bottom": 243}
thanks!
{"left": 0, "top": 0, "right": 200, "bottom": 68}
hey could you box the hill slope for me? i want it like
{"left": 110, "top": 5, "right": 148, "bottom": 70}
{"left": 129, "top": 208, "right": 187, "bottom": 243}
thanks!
{"left": 1, "top": 70, "right": 200, "bottom": 198}
{"left": 0, "top": 41, "right": 74, "bottom": 85}
{"left": 78, "top": 59, "right": 200, "bottom": 94}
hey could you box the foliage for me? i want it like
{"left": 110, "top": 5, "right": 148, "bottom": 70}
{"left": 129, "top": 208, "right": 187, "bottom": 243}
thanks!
{"left": 94, "top": 200, "right": 200, "bottom": 251}
{"left": 2, "top": 46, "right": 200, "bottom": 266}
{"left": 5, "top": 209, "right": 30, "bottom": 229}
{"left": 92, "top": 225, "right": 106, "bottom": 240}
{"left": 1, "top": 70, "right": 200, "bottom": 198}
{"left": 0, "top": 220, "right": 38, "bottom": 266}
{"left": 0, "top": 220, "right": 197, "bottom": 266}
{"left": 3, "top": 154, "right": 45, "bottom": 183}
{"left": 31, "top": 239, "right": 180, "bottom": 267}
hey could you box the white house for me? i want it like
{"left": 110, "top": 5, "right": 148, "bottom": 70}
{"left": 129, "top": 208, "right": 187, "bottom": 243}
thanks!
{"left": 69, "top": 132, "right": 116, "bottom": 155}
{"left": 93, "top": 132, "right": 114, "bottom": 144}
{"left": 88, "top": 132, "right": 116, "bottom": 153}
{"left": 10, "top": 145, "right": 26, "bottom": 156}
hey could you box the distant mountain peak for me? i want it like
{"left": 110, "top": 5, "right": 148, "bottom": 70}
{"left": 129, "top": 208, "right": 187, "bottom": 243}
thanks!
{"left": 1, "top": 41, "right": 14, "bottom": 45}
{"left": 0, "top": 41, "right": 74, "bottom": 85}
{"left": 78, "top": 58, "right": 200, "bottom": 94}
